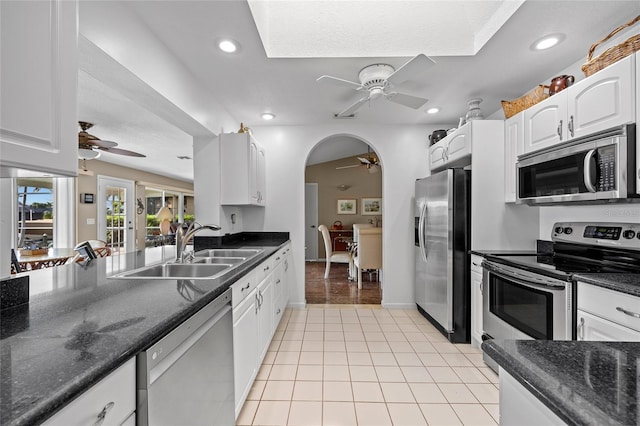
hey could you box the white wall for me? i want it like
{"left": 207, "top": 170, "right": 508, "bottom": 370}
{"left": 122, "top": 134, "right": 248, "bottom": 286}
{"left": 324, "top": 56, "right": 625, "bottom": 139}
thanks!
{"left": 240, "top": 123, "right": 449, "bottom": 308}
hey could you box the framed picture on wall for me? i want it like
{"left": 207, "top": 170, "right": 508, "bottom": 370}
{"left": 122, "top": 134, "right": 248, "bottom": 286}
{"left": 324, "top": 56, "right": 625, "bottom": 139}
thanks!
{"left": 337, "top": 199, "right": 356, "bottom": 215}
{"left": 361, "top": 197, "right": 382, "bottom": 215}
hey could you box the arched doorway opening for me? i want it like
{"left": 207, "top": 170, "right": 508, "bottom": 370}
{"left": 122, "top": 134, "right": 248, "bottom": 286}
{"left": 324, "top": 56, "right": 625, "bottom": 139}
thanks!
{"left": 304, "top": 134, "right": 383, "bottom": 305}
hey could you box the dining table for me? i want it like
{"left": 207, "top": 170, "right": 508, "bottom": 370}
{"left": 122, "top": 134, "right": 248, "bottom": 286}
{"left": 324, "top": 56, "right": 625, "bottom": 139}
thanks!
{"left": 14, "top": 248, "right": 77, "bottom": 272}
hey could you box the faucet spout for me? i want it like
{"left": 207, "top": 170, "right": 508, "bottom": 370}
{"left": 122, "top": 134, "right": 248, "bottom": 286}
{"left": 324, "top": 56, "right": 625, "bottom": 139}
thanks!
{"left": 175, "top": 222, "right": 222, "bottom": 263}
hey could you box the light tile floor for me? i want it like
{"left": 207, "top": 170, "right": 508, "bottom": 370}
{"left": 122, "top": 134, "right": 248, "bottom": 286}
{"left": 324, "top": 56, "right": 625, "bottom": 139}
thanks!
{"left": 236, "top": 306, "right": 499, "bottom": 426}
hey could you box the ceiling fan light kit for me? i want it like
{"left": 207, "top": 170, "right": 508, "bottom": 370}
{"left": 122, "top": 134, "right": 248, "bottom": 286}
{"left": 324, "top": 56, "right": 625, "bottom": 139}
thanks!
{"left": 318, "top": 54, "right": 435, "bottom": 117}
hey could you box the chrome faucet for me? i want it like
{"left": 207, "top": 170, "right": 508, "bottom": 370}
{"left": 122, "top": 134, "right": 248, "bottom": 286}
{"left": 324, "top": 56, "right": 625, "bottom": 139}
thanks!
{"left": 175, "top": 222, "right": 221, "bottom": 263}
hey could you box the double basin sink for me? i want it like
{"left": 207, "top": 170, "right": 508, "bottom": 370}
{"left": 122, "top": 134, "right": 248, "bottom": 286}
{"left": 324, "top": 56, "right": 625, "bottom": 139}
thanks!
{"left": 111, "top": 249, "right": 264, "bottom": 280}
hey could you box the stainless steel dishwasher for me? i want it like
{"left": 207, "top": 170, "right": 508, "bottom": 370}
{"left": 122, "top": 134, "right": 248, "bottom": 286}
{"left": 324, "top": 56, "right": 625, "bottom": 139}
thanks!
{"left": 137, "top": 288, "right": 234, "bottom": 425}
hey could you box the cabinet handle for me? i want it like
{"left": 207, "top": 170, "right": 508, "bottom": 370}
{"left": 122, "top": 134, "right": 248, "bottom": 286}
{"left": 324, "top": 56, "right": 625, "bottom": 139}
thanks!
{"left": 277, "top": 308, "right": 281, "bottom": 315}
{"left": 472, "top": 262, "right": 481, "bottom": 267}
{"left": 276, "top": 256, "right": 281, "bottom": 261}
{"left": 255, "top": 293, "right": 260, "bottom": 313}
{"left": 241, "top": 283, "right": 251, "bottom": 292}
{"left": 479, "top": 280, "right": 483, "bottom": 293}
{"left": 92, "top": 402, "right": 115, "bottom": 426}
{"left": 264, "top": 266, "right": 270, "bottom": 272}
{"left": 616, "top": 306, "right": 640, "bottom": 319}
{"left": 577, "top": 317, "right": 585, "bottom": 340}
{"left": 276, "top": 279, "right": 281, "bottom": 284}
{"left": 568, "top": 115, "right": 574, "bottom": 138}
{"left": 284, "top": 260, "right": 288, "bottom": 271}
{"left": 557, "top": 120, "right": 563, "bottom": 140}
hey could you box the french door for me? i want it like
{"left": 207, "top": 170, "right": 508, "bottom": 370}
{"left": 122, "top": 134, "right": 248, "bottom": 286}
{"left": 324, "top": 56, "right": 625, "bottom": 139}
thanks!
{"left": 97, "top": 176, "right": 135, "bottom": 254}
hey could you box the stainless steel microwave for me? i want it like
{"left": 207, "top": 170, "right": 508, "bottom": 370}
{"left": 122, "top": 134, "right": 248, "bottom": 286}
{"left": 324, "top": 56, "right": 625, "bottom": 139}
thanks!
{"left": 517, "top": 124, "right": 638, "bottom": 204}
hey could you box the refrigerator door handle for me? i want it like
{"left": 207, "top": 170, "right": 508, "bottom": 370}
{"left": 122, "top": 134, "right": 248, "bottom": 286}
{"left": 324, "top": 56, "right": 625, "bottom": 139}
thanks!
{"left": 418, "top": 202, "right": 428, "bottom": 262}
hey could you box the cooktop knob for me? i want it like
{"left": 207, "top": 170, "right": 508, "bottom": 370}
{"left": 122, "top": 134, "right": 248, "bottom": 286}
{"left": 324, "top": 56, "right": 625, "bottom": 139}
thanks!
{"left": 623, "top": 230, "right": 636, "bottom": 239}
{"left": 555, "top": 226, "right": 564, "bottom": 234}
{"left": 563, "top": 227, "right": 573, "bottom": 235}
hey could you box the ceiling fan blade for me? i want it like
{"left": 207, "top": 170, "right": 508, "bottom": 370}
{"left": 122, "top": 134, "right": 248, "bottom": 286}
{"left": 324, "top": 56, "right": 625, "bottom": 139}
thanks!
{"left": 337, "top": 96, "right": 369, "bottom": 117}
{"left": 336, "top": 164, "right": 360, "bottom": 170}
{"left": 386, "top": 92, "right": 429, "bottom": 109}
{"left": 317, "top": 75, "right": 363, "bottom": 91}
{"left": 387, "top": 54, "right": 435, "bottom": 85}
{"left": 86, "top": 139, "right": 118, "bottom": 149}
{"left": 97, "top": 146, "right": 146, "bottom": 157}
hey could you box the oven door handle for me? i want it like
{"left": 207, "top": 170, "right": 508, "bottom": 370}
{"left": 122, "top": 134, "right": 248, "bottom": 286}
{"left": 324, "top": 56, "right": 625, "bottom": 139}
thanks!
{"left": 583, "top": 149, "right": 598, "bottom": 193}
{"left": 483, "top": 262, "right": 567, "bottom": 290}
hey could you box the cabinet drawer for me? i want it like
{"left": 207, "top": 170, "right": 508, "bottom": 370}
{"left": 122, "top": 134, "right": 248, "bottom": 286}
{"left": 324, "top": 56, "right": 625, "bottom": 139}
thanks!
{"left": 578, "top": 283, "right": 640, "bottom": 332}
{"left": 231, "top": 269, "right": 256, "bottom": 308}
{"left": 272, "top": 246, "right": 288, "bottom": 267}
{"left": 256, "top": 257, "right": 274, "bottom": 283}
{"left": 43, "top": 358, "right": 135, "bottom": 426}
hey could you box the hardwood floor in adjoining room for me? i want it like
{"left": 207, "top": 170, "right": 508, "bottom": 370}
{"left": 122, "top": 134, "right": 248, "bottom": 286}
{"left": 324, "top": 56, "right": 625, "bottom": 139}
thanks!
{"left": 305, "top": 262, "right": 382, "bottom": 305}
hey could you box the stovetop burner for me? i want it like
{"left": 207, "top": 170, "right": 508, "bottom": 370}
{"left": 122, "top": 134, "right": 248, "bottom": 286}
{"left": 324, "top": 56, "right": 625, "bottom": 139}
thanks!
{"left": 484, "top": 222, "right": 640, "bottom": 280}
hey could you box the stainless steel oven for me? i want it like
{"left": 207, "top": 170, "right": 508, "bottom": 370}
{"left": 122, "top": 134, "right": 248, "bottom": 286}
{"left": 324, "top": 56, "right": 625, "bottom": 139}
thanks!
{"left": 517, "top": 124, "right": 637, "bottom": 204}
{"left": 482, "top": 261, "right": 572, "bottom": 341}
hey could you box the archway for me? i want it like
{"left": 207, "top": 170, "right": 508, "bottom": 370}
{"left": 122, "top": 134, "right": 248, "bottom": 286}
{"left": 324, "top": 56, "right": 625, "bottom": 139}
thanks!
{"left": 304, "top": 134, "right": 384, "bottom": 305}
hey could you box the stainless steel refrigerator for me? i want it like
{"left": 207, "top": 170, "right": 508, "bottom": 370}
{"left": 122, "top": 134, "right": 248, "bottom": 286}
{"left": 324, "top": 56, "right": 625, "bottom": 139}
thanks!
{"left": 414, "top": 168, "right": 471, "bottom": 343}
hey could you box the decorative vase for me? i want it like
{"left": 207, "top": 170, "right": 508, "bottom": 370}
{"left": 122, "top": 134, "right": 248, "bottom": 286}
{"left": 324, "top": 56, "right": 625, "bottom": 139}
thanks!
{"left": 465, "top": 98, "right": 484, "bottom": 121}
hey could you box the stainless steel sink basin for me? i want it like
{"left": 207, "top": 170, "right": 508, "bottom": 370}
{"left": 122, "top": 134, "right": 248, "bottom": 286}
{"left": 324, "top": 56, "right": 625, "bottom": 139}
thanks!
{"left": 195, "top": 249, "right": 263, "bottom": 258}
{"left": 111, "top": 263, "right": 234, "bottom": 280}
{"left": 193, "top": 257, "right": 246, "bottom": 265}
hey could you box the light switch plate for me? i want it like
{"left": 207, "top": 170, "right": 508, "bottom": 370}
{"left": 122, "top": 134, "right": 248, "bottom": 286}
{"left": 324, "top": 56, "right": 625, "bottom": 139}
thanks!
{"left": 87, "top": 218, "right": 95, "bottom": 225}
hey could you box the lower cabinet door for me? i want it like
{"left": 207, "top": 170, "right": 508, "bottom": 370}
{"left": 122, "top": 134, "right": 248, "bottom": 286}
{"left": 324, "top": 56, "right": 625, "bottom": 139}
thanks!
{"left": 256, "top": 275, "right": 275, "bottom": 363}
{"left": 233, "top": 290, "right": 259, "bottom": 418}
{"left": 576, "top": 310, "right": 640, "bottom": 341}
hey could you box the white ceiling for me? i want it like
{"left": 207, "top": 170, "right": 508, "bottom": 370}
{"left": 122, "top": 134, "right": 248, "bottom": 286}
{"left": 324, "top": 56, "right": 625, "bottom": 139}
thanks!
{"left": 77, "top": 1, "right": 640, "bottom": 180}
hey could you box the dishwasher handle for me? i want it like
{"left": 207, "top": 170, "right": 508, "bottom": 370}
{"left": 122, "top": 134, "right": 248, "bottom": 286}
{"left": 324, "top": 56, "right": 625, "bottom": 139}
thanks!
{"left": 143, "top": 289, "right": 232, "bottom": 386}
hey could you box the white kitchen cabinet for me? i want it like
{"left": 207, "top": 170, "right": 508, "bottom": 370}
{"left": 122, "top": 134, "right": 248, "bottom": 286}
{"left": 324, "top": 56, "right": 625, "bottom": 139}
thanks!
{"left": 470, "top": 255, "right": 484, "bottom": 348}
{"left": 429, "top": 123, "right": 471, "bottom": 172}
{"left": 220, "top": 132, "right": 266, "bottom": 206}
{"left": 567, "top": 55, "right": 635, "bottom": 140}
{"left": 0, "top": 0, "right": 78, "bottom": 177}
{"left": 256, "top": 273, "right": 275, "bottom": 362}
{"left": 232, "top": 285, "right": 259, "bottom": 418}
{"left": 231, "top": 269, "right": 257, "bottom": 308}
{"left": 42, "top": 358, "right": 135, "bottom": 426}
{"left": 500, "top": 369, "right": 565, "bottom": 426}
{"left": 577, "top": 309, "right": 640, "bottom": 341}
{"left": 232, "top": 247, "right": 289, "bottom": 419}
{"left": 576, "top": 281, "right": 640, "bottom": 341}
{"left": 504, "top": 113, "right": 524, "bottom": 203}
{"left": 523, "top": 91, "right": 567, "bottom": 154}
{"left": 523, "top": 55, "right": 635, "bottom": 155}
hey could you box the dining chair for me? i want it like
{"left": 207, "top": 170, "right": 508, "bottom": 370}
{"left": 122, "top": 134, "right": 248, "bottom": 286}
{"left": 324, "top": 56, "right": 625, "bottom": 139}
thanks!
{"left": 353, "top": 227, "right": 382, "bottom": 289}
{"left": 318, "top": 224, "right": 351, "bottom": 279}
{"left": 352, "top": 223, "right": 374, "bottom": 243}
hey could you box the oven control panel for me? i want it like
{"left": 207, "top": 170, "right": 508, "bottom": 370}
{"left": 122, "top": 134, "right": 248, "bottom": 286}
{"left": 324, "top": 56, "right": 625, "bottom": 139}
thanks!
{"left": 552, "top": 222, "right": 640, "bottom": 249}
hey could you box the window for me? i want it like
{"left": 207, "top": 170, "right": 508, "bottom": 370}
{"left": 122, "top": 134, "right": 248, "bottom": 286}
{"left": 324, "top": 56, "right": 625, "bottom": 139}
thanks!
{"left": 16, "top": 178, "right": 54, "bottom": 249}
{"left": 144, "top": 187, "right": 195, "bottom": 247}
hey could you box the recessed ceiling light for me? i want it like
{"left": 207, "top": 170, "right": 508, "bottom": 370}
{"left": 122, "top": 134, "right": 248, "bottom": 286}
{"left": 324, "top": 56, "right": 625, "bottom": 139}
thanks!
{"left": 218, "top": 39, "right": 238, "bottom": 53}
{"left": 426, "top": 107, "right": 440, "bottom": 114}
{"left": 532, "top": 34, "right": 565, "bottom": 51}
{"left": 261, "top": 113, "right": 276, "bottom": 120}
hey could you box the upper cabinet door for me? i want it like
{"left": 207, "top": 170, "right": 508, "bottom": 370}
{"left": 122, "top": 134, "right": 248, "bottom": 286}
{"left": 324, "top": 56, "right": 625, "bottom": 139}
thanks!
{"left": 0, "top": 0, "right": 78, "bottom": 176}
{"left": 567, "top": 55, "right": 635, "bottom": 139}
{"left": 523, "top": 93, "right": 567, "bottom": 154}
{"left": 445, "top": 125, "right": 471, "bottom": 164}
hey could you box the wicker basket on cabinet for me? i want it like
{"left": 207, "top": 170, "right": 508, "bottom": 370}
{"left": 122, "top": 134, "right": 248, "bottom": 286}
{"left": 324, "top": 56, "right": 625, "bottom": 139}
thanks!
{"left": 582, "top": 15, "right": 640, "bottom": 77}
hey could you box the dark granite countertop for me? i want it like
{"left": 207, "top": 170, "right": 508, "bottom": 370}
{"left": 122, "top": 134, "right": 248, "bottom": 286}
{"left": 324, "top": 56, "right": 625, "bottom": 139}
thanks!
{"left": 1, "top": 233, "right": 289, "bottom": 426}
{"left": 482, "top": 339, "right": 640, "bottom": 426}
{"left": 573, "top": 273, "right": 640, "bottom": 297}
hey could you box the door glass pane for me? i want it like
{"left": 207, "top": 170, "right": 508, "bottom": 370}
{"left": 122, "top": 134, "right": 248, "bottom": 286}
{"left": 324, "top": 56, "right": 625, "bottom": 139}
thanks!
{"left": 106, "top": 185, "right": 126, "bottom": 254}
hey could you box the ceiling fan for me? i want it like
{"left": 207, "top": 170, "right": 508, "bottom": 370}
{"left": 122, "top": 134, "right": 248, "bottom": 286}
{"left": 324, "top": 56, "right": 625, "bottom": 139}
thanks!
{"left": 317, "top": 54, "right": 435, "bottom": 117}
{"left": 336, "top": 147, "right": 380, "bottom": 173}
{"left": 78, "top": 121, "right": 146, "bottom": 161}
